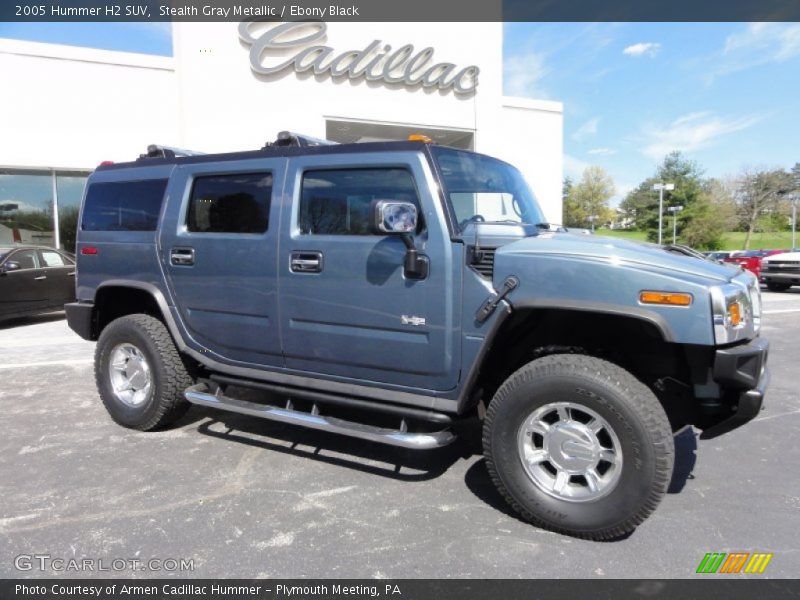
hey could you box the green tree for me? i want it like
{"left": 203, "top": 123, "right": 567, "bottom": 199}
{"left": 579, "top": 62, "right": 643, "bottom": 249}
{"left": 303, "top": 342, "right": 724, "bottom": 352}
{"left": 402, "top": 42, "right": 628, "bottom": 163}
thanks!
{"left": 679, "top": 178, "right": 737, "bottom": 250}
{"left": 58, "top": 206, "right": 80, "bottom": 253}
{"left": 564, "top": 166, "right": 615, "bottom": 229}
{"left": 620, "top": 152, "right": 710, "bottom": 243}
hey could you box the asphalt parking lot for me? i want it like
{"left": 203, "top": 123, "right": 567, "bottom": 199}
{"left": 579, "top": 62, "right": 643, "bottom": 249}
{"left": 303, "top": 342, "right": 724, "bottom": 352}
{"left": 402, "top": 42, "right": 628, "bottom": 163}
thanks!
{"left": 1, "top": 290, "right": 799, "bottom": 579}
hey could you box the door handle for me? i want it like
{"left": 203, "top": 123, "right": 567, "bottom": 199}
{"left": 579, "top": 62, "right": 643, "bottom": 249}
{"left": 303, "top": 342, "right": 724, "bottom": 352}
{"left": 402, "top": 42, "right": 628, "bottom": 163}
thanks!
{"left": 170, "top": 247, "right": 196, "bottom": 266}
{"left": 290, "top": 251, "right": 323, "bottom": 273}
{"left": 34, "top": 275, "right": 47, "bottom": 281}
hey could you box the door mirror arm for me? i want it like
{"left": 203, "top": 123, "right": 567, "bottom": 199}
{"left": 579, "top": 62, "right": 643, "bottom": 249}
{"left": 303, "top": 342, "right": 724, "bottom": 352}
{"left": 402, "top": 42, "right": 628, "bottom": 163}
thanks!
{"left": 400, "top": 234, "right": 429, "bottom": 280}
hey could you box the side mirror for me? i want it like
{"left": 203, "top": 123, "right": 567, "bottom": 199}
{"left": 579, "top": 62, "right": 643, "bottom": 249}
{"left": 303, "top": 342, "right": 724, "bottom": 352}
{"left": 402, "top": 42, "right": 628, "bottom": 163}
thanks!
{"left": 370, "top": 200, "right": 418, "bottom": 234}
{"left": 1, "top": 261, "right": 21, "bottom": 274}
{"left": 370, "top": 200, "right": 428, "bottom": 280}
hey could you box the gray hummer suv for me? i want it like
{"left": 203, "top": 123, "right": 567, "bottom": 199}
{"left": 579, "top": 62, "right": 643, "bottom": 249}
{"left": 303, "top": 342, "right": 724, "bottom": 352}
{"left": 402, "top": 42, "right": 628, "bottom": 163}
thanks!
{"left": 67, "top": 133, "right": 769, "bottom": 540}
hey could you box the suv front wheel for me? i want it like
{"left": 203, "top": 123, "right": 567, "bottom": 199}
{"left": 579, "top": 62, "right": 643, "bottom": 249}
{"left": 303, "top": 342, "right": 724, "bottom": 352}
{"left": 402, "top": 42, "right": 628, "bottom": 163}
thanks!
{"left": 483, "top": 354, "right": 674, "bottom": 540}
{"left": 95, "top": 314, "right": 193, "bottom": 431}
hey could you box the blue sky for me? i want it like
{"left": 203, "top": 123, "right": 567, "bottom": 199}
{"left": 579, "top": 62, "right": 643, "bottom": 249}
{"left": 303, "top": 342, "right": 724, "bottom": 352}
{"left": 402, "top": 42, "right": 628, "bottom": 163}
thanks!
{"left": 1, "top": 22, "right": 797, "bottom": 206}
{"left": 0, "top": 22, "right": 172, "bottom": 55}
{"left": 505, "top": 23, "right": 800, "bottom": 204}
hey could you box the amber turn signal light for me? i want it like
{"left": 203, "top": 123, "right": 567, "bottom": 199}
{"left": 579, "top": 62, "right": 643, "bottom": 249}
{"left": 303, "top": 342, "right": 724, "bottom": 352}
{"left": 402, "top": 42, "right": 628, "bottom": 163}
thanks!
{"left": 639, "top": 291, "right": 692, "bottom": 306}
{"left": 408, "top": 134, "right": 432, "bottom": 143}
{"left": 728, "top": 301, "right": 743, "bottom": 327}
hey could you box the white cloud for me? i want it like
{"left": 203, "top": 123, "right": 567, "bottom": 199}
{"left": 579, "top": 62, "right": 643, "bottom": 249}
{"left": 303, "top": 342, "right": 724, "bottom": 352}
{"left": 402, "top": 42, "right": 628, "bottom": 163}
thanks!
{"left": 563, "top": 154, "right": 591, "bottom": 179}
{"left": 572, "top": 117, "right": 599, "bottom": 141}
{"left": 504, "top": 52, "right": 550, "bottom": 98}
{"left": 588, "top": 147, "right": 616, "bottom": 156}
{"left": 623, "top": 42, "right": 661, "bottom": 57}
{"left": 717, "top": 23, "right": 800, "bottom": 75}
{"left": 641, "top": 111, "right": 762, "bottom": 159}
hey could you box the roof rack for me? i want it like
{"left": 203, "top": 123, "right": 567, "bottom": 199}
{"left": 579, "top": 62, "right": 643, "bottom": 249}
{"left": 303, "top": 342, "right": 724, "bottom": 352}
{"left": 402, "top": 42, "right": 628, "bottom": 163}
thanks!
{"left": 140, "top": 144, "right": 207, "bottom": 159}
{"left": 267, "top": 131, "right": 337, "bottom": 148}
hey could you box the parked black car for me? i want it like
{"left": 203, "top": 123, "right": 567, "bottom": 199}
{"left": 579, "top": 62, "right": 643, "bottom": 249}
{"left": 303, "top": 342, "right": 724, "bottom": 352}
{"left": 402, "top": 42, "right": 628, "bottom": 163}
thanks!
{"left": 0, "top": 245, "right": 76, "bottom": 320}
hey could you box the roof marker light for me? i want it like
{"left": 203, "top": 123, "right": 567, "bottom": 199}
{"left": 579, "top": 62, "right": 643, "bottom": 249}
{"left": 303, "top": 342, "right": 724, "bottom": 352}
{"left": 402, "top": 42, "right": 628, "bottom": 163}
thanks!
{"left": 408, "top": 134, "right": 433, "bottom": 143}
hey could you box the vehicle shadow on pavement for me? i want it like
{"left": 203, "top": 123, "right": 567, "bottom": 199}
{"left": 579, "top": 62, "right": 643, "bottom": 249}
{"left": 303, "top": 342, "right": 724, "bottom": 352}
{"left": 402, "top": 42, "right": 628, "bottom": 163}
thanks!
{"left": 0, "top": 310, "right": 65, "bottom": 330}
{"left": 462, "top": 426, "right": 699, "bottom": 537}
{"left": 187, "top": 405, "right": 478, "bottom": 482}
{"left": 667, "top": 427, "right": 697, "bottom": 493}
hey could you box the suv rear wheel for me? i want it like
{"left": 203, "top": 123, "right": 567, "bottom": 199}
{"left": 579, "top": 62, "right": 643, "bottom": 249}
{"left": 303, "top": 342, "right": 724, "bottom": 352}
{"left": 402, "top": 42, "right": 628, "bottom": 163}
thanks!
{"left": 95, "top": 314, "right": 192, "bottom": 430}
{"left": 483, "top": 354, "right": 674, "bottom": 540}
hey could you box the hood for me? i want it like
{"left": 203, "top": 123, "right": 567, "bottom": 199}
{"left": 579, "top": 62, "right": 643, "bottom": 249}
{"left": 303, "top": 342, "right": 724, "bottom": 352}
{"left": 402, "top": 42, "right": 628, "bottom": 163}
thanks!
{"left": 763, "top": 251, "right": 800, "bottom": 262}
{"left": 495, "top": 232, "right": 739, "bottom": 284}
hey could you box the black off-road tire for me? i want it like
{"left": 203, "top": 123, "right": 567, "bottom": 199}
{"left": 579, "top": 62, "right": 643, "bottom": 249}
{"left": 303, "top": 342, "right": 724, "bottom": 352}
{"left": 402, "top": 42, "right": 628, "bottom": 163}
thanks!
{"left": 766, "top": 282, "right": 791, "bottom": 292}
{"left": 483, "top": 354, "right": 674, "bottom": 540}
{"left": 95, "top": 314, "right": 193, "bottom": 431}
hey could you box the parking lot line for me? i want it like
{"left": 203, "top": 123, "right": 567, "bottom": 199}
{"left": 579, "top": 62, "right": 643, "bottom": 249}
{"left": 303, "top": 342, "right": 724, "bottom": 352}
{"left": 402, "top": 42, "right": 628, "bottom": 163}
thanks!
{"left": 0, "top": 358, "right": 93, "bottom": 370}
{"left": 763, "top": 309, "right": 800, "bottom": 314}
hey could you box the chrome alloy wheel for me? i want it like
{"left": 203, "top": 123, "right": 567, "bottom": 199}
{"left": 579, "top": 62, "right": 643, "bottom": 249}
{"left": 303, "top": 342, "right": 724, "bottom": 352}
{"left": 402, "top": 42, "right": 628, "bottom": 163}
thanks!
{"left": 108, "top": 343, "right": 152, "bottom": 407}
{"left": 517, "top": 402, "right": 623, "bottom": 502}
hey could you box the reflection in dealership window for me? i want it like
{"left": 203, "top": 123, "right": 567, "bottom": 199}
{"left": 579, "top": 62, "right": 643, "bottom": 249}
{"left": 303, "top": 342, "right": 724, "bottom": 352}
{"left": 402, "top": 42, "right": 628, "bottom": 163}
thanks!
{"left": 56, "top": 173, "right": 88, "bottom": 252}
{"left": 0, "top": 170, "right": 54, "bottom": 247}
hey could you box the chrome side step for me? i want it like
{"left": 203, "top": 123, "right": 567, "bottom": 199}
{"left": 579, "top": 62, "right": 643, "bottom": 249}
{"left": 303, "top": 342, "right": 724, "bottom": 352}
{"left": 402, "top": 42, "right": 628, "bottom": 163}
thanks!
{"left": 184, "top": 384, "right": 456, "bottom": 450}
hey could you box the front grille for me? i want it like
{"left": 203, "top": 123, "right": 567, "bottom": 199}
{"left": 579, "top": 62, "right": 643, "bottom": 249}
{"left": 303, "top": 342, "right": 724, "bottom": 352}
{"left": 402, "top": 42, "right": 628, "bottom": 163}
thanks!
{"left": 469, "top": 247, "right": 496, "bottom": 279}
{"left": 764, "top": 261, "right": 800, "bottom": 274}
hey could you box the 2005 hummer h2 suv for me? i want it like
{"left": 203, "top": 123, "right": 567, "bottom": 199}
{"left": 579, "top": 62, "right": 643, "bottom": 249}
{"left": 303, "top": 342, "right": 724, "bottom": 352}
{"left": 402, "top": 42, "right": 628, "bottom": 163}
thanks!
{"left": 67, "top": 133, "right": 769, "bottom": 539}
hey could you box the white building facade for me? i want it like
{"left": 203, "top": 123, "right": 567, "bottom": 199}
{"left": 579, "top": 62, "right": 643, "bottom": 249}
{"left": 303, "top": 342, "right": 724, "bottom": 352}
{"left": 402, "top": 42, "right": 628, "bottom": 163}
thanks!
{"left": 0, "top": 22, "right": 563, "bottom": 250}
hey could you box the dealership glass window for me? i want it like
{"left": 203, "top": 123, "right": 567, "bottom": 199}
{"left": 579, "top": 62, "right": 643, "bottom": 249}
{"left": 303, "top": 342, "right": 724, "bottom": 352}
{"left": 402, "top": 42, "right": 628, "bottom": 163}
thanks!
{"left": 187, "top": 173, "right": 272, "bottom": 234}
{"left": 0, "top": 169, "right": 55, "bottom": 247}
{"left": 299, "top": 168, "right": 420, "bottom": 235}
{"left": 56, "top": 173, "right": 88, "bottom": 252}
{"left": 0, "top": 169, "right": 89, "bottom": 252}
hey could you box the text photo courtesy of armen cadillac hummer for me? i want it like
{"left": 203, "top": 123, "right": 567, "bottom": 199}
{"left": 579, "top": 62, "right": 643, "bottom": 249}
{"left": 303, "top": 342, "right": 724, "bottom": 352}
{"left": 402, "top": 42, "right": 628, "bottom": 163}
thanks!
{"left": 1, "top": 0, "right": 799, "bottom": 589}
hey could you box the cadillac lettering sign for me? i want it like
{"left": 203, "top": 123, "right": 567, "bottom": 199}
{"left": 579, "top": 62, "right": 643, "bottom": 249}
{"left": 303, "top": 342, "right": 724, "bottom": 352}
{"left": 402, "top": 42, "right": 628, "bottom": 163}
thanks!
{"left": 238, "top": 21, "right": 479, "bottom": 95}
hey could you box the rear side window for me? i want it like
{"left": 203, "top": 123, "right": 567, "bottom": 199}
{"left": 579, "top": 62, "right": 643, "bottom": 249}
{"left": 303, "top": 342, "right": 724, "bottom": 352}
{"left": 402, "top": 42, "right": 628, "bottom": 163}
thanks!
{"left": 299, "top": 168, "right": 420, "bottom": 235}
{"left": 40, "top": 250, "right": 72, "bottom": 267}
{"left": 187, "top": 172, "right": 272, "bottom": 234}
{"left": 82, "top": 179, "right": 167, "bottom": 231}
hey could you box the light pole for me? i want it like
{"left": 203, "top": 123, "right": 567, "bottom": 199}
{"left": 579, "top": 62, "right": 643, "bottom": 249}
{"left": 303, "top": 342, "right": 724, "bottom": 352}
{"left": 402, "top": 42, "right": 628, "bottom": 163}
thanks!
{"left": 587, "top": 214, "right": 599, "bottom": 232}
{"left": 667, "top": 205, "right": 684, "bottom": 244}
{"left": 792, "top": 196, "right": 798, "bottom": 250}
{"left": 653, "top": 183, "right": 675, "bottom": 245}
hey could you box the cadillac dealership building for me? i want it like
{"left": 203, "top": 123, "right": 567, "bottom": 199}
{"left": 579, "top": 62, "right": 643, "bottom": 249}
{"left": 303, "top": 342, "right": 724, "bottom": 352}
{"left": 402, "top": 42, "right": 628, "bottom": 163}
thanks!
{"left": 0, "top": 22, "right": 563, "bottom": 250}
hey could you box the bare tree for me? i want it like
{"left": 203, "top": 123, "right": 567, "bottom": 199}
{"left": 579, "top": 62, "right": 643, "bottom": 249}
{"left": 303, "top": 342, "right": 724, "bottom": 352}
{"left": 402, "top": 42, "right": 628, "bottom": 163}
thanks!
{"left": 733, "top": 168, "right": 793, "bottom": 250}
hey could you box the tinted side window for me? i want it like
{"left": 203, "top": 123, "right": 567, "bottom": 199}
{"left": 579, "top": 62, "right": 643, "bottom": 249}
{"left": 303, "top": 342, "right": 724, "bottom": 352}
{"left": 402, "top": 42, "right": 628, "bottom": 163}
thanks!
{"left": 82, "top": 179, "right": 167, "bottom": 231}
{"left": 10, "top": 250, "right": 38, "bottom": 270}
{"left": 187, "top": 173, "right": 272, "bottom": 234}
{"left": 299, "top": 168, "right": 420, "bottom": 235}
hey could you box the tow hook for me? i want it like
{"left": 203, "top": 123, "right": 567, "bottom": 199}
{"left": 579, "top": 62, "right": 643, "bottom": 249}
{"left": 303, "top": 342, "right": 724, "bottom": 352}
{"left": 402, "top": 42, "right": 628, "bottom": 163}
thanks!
{"left": 475, "top": 276, "right": 519, "bottom": 323}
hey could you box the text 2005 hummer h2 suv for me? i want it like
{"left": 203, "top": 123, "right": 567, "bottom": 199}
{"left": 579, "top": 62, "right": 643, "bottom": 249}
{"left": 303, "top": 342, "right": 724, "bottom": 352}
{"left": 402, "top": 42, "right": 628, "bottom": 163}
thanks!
{"left": 67, "top": 133, "right": 769, "bottom": 540}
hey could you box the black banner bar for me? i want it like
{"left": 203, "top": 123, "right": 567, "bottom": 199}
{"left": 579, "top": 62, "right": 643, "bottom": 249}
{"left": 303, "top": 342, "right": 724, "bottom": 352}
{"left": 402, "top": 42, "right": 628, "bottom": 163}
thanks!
{"left": 2, "top": 0, "right": 800, "bottom": 22}
{"left": 3, "top": 580, "right": 800, "bottom": 600}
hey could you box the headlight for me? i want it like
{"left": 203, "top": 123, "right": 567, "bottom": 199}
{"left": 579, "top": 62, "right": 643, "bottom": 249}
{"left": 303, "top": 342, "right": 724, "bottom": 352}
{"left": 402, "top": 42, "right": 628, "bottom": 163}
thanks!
{"left": 710, "top": 273, "right": 760, "bottom": 344}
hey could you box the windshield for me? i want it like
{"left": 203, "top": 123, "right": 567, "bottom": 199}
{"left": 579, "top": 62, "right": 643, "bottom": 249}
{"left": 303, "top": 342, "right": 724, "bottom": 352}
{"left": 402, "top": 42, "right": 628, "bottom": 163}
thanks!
{"left": 432, "top": 147, "right": 546, "bottom": 233}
